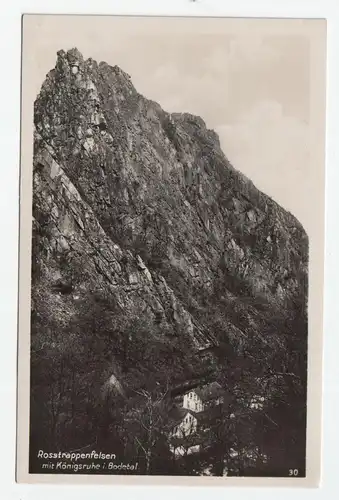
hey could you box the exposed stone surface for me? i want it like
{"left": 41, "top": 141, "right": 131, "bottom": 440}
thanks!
{"left": 30, "top": 48, "right": 308, "bottom": 468}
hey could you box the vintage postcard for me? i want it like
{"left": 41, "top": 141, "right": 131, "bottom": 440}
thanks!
{"left": 17, "top": 14, "right": 326, "bottom": 486}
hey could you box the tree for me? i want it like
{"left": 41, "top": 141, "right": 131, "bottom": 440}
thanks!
{"left": 125, "top": 380, "right": 171, "bottom": 474}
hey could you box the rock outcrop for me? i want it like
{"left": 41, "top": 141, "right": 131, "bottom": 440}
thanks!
{"left": 30, "top": 48, "right": 308, "bottom": 473}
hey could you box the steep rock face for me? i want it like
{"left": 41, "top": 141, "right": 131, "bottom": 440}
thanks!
{"left": 30, "top": 48, "right": 308, "bottom": 469}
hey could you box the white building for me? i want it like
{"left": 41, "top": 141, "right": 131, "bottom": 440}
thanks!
{"left": 168, "top": 407, "right": 201, "bottom": 457}
{"left": 169, "top": 443, "right": 200, "bottom": 457}
{"left": 169, "top": 381, "right": 225, "bottom": 457}
{"left": 171, "top": 411, "right": 198, "bottom": 439}
{"left": 182, "top": 390, "right": 204, "bottom": 413}
{"left": 184, "top": 382, "right": 224, "bottom": 411}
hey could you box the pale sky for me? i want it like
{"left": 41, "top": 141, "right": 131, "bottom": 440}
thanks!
{"left": 24, "top": 15, "right": 326, "bottom": 234}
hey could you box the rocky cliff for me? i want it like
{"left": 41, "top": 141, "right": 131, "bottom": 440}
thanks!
{"left": 30, "top": 48, "right": 308, "bottom": 475}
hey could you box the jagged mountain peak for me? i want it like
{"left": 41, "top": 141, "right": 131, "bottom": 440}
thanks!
{"left": 57, "top": 47, "right": 84, "bottom": 63}
{"left": 33, "top": 46, "right": 308, "bottom": 409}
{"left": 33, "top": 47, "right": 308, "bottom": 324}
{"left": 36, "top": 49, "right": 305, "bottom": 235}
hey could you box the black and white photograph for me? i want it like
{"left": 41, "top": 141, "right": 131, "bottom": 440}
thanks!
{"left": 16, "top": 14, "right": 326, "bottom": 485}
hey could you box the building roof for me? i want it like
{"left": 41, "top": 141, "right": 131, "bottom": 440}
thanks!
{"left": 168, "top": 407, "right": 189, "bottom": 426}
{"left": 195, "top": 404, "right": 225, "bottom": 424}
{"left": 170, "top": 433, "right": 205, "bottom": 448}
{"left": 168, "top": 406, "right": 202, "bottom": 428}
{"left": 193, "top": 381, "right": 224, "bottom": 402}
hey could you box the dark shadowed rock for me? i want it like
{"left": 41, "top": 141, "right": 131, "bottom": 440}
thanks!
{"left": 30, "top": 48, "right": 308, "bottom": 470}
